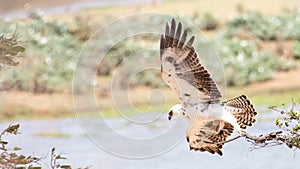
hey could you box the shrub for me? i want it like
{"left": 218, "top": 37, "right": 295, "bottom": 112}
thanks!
{"left": 0, "top": 124, "right": 89, "bottom": 169}
{"left": 214, "top": 37, "right": 294, "bottom": 86}
{"left": 200, "top": 13, "right": 219, "bottom": 30}
{"left": 0, "top": 124, "right": 40, "bottom": 169}
{"left": 226, "top": 10, "right": 300, "bottom": 41}
{"left": 1, "top": 10, "right": 82, "bottom": 93}
{"left": 1, "top": 9, "right": 298, "bottom": 90}
{"left": 293, "top": 41, "right": 300, "bottom": 59}
{"left": 0, "top": 34, "right": 25, "bottom": 70}
{"left": 188, "top": 12, "right": 219, "bottom": 30}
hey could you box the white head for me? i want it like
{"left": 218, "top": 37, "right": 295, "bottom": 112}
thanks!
{"left": 167, "top": 104, "right": 183, "bottom": 120}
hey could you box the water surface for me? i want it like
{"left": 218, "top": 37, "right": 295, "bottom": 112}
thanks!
{"left": 1, "top": 109, "right": 299, "bottom": 169}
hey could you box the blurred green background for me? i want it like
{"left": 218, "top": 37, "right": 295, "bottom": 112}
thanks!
{"left": 1, "top": 0, "right": 300, "bottom": 120}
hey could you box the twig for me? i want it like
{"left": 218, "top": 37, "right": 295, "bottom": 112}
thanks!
{"left": 216, "top": 135, "right": 242, "bottom": 145}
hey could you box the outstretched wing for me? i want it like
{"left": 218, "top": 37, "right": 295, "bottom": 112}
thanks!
{"left": 186, "top": 115, "right": 234, "bottom": 156}
{"left": 160, "top": 18, "right": 221, "bottom": 105}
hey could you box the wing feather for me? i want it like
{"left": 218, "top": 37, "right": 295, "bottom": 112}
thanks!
{"left": 187, "top": 115, "right": 234, "bottom": 156}
{"left": 223, "top": 95, "right": 257, "bottom": 129}
{"left": 170, "top": 19, "right": 176, "bottom": 46}
{"left": 160, "top": 18, "right": 221, "bottom": 103}
{"left": 174, "top": 22, "right": 182, "bottom": 47}
{"left": 160, "top": 34, "right": 165, "bottom": 56}
{"left": 179, "top": 30, "right": 187, "bottom": 48}
{"left": 165, "top": 22, "right": 171, "bottom": 47}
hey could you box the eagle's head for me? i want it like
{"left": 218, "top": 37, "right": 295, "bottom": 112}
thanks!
{"left": 167, "top": 104, "right": 182, "bottom": 120}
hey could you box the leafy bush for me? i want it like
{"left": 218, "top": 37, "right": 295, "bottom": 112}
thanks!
{"left": 1, "top": 9, "right": 298, "bottom": 91}
{"left": 0, "top": 124, "right": 89, "bottom": 169}
{"left": 226, "top": 10, "right": 300, "bottom": 41}
{"left": 272, "top": 102, "right": 300, "bottom": 149}
{"left": 97, "top": 39, "right": 145, "bottom": 76}
{"left": 131, "top": 69, "right": 166, "bottom": 88}
{"left": 0, "top": 33, "right": 27, "bottom": 91}
{"left": 293, "top": 41, "right": 300, "bottom": 59}
{"left": 215, "top": 37, "right": 293, "bottom": 86}
{"left": 278, "top": 10, "right": 300, "bottom": 40}
{"left": 0, "top": 34, "right": 25, "bottom": 70}
{"left": 97, "top": 38, "right": 166, "bottom": 88}
{"left": 226, "top": 12, "right": 279, "bottom": 40}
{"left": 200, "top": 13, "right": 219, "bottom": 30}
{"left": 1, "top": 10, "right": 82, "bottom": 93}
{"left": 188, "top": 12, "right": 219, "bottom": 30}
{"left": 0, "top": 124, "right": 40, "bottom": 169}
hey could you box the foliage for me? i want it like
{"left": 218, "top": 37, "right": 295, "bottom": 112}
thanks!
{"left": 214, "top": 36, "right": 293, "bottom": 86}
{"left": 0, "top": 124, "right": 41, "bottom": 169}
{"left": 97, "top": 39, "right": 145, "bottom": 76}
{"left": 273, "top": 102, "right": 300, "bottom": 148}
{"left": 96, "top": 36, "right": 166, "bottom": 88}
{"left": 201, "top": 13, "right": 219, "bottom": 30}
{"left": 293, "top": 41, "right": 300, "bottom": 59}
{"left": 226, "top": 10, "right": 300, "bottom": 41}
{"left": 1, "top": 10, "right": 82, "bottom": 93}
{"left": 69, "top": 16, "right": 92, "bottom": 42}
{"left": 1, "top": 9, "right": 300, "bottom": 90}
{"left": 131, "top": 68, "right": 166, "bottom": 88}
{"left": 0, "top": 34, "right": 25, "bottom": 71}
{"left": 0, "top": 124, "right": 90, "bottom": 169}
{"left": 50, "top": 147, "right": 88, "bottom": 169}
{"left": 211, "top": 10, "right": 298, "bottom": 86}
{"left": 188, "top": 12, "right": 219, "bottom": 30}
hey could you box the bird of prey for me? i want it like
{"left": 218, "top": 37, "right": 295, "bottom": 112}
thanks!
{"left": 160, "top": 18, "right": 257, "bottom": 156}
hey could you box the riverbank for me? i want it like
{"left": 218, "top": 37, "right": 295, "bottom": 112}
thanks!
{"left": 1, "top": 64, "right": 300, "bottom": 121}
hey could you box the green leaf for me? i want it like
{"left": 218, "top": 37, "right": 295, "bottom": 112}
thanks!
{"left": 60, "top": 165, "right": 72, "bottom": 169}
{"left": 275, "top": 119, "right": 283, "bottom": 128}
{"left": 293, "top": 124, "right": 300, "bottom": 132}
{"left": 6, "top": 124, "right": 20, "bottom": 134}
{"left": 56, "top": 154, "right": 67, "bottom": 160}
{"left": 13, "top": 146, "right": 22, "bottom": 151}
{"left": 18, "top": 154, "right": 26, "bottom": 159}
{"left": 28, "top": 167, "right": 42, "bottom": 169}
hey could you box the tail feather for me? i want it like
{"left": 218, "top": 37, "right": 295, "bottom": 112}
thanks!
{"left": 223, "top": 95, "right": 257, "bottom": 129}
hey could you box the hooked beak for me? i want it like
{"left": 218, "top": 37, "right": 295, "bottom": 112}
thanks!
{"left": 168, "top": 110, "right": 173, "bottom": 120}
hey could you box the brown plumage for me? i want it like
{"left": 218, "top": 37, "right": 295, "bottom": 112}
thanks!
{"left": 223, "top": 95, "right": 257, "bottom": 129}
{"left": 160, "top": 18, "right": 221, "bottom": 104}
{"left": 186, "top": 115, "right": 234, "bottom": 156}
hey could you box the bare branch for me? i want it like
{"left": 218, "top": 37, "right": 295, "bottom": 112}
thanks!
{"left": 240, "top": 102, "right": 300, "bottom": 151}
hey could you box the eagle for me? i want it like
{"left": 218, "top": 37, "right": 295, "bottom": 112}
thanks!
{"left": 160, "top": 18, "right": 257, "bottom": 156}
